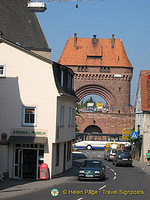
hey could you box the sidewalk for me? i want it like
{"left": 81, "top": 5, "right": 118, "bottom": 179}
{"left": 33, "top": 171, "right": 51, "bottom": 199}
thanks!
{"left": 133, "top": 158, "right": 150, "bottom": 175}
{"left": 0, "top": 152, "right": 83, "bottom": 199}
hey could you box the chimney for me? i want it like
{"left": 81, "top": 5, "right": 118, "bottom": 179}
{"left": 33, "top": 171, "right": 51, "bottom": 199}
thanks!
{"left": 92, "top": 34, "right": 97, "bottom": 45}
{"left": 112, "top": 34, "right": 115, "bottom": 48}
{"left": 74, "top": 33, "right": 77, "bottom": 47}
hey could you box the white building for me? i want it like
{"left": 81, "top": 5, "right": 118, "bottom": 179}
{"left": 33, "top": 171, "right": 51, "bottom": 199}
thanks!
{"left": 0, "top": 36, "right": 77, "bottom": 179}
{"left": 135, "top": 70, "right": 150, "bottom": 160}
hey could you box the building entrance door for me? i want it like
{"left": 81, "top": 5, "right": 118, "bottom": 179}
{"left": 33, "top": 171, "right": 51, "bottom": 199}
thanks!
{"left": 23, "top": 149, "right": 37, "bottom": 179}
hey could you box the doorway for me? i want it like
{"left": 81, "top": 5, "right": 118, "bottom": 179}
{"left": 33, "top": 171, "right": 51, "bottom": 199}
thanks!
{"left": 23, "top": 149, "right": 37, "bottom": 179}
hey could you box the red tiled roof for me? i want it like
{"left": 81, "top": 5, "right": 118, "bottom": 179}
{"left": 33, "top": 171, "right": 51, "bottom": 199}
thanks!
{"left": 140, "top": 70, "right": 150, "bottom": 111}
{"left": 58, "top": 36, "right": 132, "bottom": 67}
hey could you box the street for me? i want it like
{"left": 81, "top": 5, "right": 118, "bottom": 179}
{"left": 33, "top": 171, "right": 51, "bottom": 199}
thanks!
{"left": 1, "top": 150, "right": 150, "bottom": 200}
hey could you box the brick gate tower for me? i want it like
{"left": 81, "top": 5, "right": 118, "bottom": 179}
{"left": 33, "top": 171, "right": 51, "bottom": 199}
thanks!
{"left": 58, "top": 34, "right": 135, "bottom": 136}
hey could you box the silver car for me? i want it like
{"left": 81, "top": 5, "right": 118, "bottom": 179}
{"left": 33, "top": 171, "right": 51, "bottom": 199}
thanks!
{"left": 104, "top": 148, "right": 117, "bottom": 161}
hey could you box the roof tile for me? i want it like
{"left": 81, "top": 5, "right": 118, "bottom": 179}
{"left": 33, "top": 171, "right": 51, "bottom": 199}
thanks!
{"left": 58, "top": 36, "right": 132, "bottom": 67}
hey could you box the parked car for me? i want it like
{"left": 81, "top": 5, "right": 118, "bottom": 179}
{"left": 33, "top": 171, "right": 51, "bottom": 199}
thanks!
{"left": 104, "top": 148, "right": 117, "bottom": 161}
{"left": 113, "top": 151, "right": 133, "bottom": 166}
{"left": 78, "top": 160, "right": 105, "bottom": 181}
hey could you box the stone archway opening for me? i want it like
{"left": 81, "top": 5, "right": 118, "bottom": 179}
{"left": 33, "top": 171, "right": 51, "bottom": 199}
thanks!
{"left": 83, "top": 125, "right": 104, "bottom": 141}
{"left": 84, "top": 125, "right": 102, "bottom": 133}
{"left": 79, "top": 94, "right": 108, "bottom": 113}
{"left": 76, "top": 84, "right": 116, "bottom": 113}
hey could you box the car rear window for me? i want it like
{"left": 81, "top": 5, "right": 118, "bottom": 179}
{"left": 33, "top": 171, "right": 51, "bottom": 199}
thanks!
{"left": 112, "top": 149, "right": 117, "bottom": 153}
{"left": 84, "top": 160, "right": 101, "bottom": 168}
{"left": 119, "top": 153, "right": 131, "bottom": 158}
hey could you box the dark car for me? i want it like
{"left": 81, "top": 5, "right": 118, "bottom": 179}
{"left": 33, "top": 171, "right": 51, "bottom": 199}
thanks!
{"left": 78, "top": 160, "right": 105, "bottom": 181}
{"left": 113, "top": 151, "right": 133, "bottom": 167}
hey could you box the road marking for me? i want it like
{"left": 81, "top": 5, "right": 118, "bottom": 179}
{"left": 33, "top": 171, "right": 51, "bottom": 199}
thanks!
{"left": 99, "top": 185, "right": 106, "bottom": 190}
{"left": 109, "top": 167, "right": 117, "bottom": 180}
{"left": 106, "top": 165, "right": 110, "bottom": 168}
{"left": 77, "top": 198, "right": 83, "bottom": 200}
{"left": 110, "top": 169, "right": 114, "bottom": 172}
{"left": 142, "top": 167, "right": 150, "bottom": 176}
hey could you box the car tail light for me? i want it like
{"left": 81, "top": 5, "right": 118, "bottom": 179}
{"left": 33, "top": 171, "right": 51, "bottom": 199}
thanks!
{"left": 116, "top": 157, "right": 119, "bottom": 160}
{"left": 110, "top": 154, "right": 113, "bottom": 156}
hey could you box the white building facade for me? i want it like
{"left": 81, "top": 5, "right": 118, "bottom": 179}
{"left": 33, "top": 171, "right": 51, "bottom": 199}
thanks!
{"left": 0, "top": 36, "right": 76, "bottom": 179}
{"left": 135, "top": 71, "right": 150, "bottom": 160}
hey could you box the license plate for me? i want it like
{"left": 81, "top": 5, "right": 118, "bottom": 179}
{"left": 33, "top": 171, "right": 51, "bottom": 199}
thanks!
{"left": 122, "top": 158, "right": 128, "bottom": 160}
{"left": 85, "top": 175, "right": 93, "bottom": 177}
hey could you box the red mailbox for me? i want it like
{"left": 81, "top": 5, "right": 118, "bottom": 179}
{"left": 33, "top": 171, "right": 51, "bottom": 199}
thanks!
{"left": 39, "top": 163, "right": 49, "bottom": 180}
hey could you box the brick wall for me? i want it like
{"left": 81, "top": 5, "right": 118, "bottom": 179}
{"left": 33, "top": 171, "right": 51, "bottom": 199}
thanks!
{"left": 76, "top": 112, "right": 135, "bottom": 134}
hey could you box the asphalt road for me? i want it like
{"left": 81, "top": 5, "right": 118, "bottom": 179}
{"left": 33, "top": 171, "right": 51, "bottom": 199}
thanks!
{"left": 5, "top": 150, "right": 150, "bottom": 200}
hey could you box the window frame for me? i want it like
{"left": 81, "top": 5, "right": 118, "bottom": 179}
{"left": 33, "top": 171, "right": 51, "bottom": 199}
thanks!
{"left": 71, "top": 108, "right": 75, "bottom": 127}
{"left": 22, "top": 106, "right": 37, "bottom": 127}
{"left": 60, "top": 105, "right": 65, "bottom": 127}
{"left": 68, "top": 107, "right": 71, "bottom": 127}
{"left": 61, "top": 70, "right": 64, "bottom": 87}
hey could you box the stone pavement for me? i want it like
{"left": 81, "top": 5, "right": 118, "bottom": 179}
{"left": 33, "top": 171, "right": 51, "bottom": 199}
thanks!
{"left": 133, "top": 158, "right": 150, "bottom": 175}
{"left": 0, "top": 153, "right": 150, "bottom": 199}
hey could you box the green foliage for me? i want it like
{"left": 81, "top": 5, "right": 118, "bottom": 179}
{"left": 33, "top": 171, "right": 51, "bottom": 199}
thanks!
{"left": 128, "top": 120, "right": 143, "bottom": 147}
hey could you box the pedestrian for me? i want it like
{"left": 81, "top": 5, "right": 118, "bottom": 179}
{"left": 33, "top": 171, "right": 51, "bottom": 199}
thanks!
{"left": 146, "top": 150, "right": 150, "bottom": 166}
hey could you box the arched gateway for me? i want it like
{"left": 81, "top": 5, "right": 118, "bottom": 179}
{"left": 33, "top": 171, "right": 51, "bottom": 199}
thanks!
{"left": 58, "top": 34, "right": 135, "bottom": 137}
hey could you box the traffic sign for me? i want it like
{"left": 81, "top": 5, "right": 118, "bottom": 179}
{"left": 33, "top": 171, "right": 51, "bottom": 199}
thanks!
{"left": 131, "top": 132, "right": 138, "bottom": 139}
{"left": 122, "top": 128, "right": 131, "bottom": 140}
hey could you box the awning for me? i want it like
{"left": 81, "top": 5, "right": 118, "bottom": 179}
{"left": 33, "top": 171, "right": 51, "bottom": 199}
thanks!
{"left": 8, "top": 136, "right": 47, "bottom": 144}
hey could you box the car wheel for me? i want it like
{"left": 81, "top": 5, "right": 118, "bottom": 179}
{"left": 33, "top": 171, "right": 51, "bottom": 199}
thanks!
{"left": 86, "top": 145, "right": 92, "bottom": 150}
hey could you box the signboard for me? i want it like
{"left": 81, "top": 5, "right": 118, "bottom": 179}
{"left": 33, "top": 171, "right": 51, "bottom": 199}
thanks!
{"left": 11, "top": 128, "right": 47, "bottom": 137}
{"left": 122, "top": 128, "right": 131, "bottom": 140}
{"left": 131, "top": 132, "right": 138, "bottom": 139}
{"left": 40, "top": 163, "right": 49, "bottom": 180}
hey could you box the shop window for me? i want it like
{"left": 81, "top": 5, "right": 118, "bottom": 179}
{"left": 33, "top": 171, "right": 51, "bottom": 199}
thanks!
{"left": 22, "top": 106, "right": 37, "bottom": 126}
{"left": 39, "top": 144, "right": 44, "bottom": 149}
{"left": 78, "top": 66, "right": 80, "bottom": 71}
{"left": 16, "top": 144, "right": 21, "bottom": 147}
{"left": 0, "top": 65, "right": 6, "bottom": 77}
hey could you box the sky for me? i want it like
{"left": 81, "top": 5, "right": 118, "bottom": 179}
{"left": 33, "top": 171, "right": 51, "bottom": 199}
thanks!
{"left": 36, "top": 0, "right": 150, "bottom": 106}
